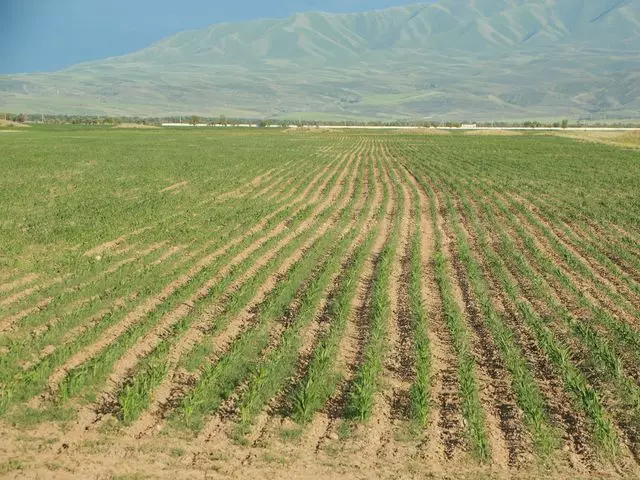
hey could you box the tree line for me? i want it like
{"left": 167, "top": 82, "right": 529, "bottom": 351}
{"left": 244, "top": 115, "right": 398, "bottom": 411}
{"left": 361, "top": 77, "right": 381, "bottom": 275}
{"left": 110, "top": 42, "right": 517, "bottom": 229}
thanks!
{"left": 2, "top": 112, "right": 638, "bottom": 129}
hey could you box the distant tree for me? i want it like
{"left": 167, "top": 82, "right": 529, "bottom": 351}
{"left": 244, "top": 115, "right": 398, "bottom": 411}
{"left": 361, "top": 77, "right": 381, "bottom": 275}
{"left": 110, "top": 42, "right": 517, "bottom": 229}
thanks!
{"left": 561, "top": 119, "right": 569, "bottom": 129}
{"left": 218, "top": 115, "right": 227, "bottom": 126}
{"left": 17, "top": 113, "right": 27, "bottom": 123}
{"left": 190, "top": 115, "right": 200, "bottom": 126}
{"left": 552, "top": 121, "right": 560, "bottom": 128}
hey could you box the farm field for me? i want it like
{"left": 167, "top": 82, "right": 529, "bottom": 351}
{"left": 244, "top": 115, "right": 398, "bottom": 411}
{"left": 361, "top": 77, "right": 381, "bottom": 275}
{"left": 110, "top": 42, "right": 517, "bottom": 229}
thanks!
{"left": 0, "top": 127, "right": 639, "bottom": 479}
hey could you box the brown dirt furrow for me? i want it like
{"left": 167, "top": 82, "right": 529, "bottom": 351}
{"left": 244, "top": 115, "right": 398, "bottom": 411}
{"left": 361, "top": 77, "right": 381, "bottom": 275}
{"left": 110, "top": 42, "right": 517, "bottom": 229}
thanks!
{"left": 402, "top": 167, "right": 466, "bottom": 463}
{"left": 284, "top": 150, "right": 376, "bottom": 416}
{"left": 489, "top": 205, "right": 640, "bottom": 466}
{"left": 43, "top": 247, "right": 257, "bottom": 398}
{"left": 352, "top": 147, "right": 414, "bottom": 467}
{"left": 248, "top": 166, "right": 296, "bottom": 203}
{"left": 252, "top": 152, "right": 365, "bottom": 368}
{"left": 217, "top": 163, "right": 305, "bottom": 204}
{"left": 9, "top": 242, "right": 166, "bottom": 335}
{"left": 238, "top": 167, "right": 279, "bottom": 191}
{"left": 21, "top": 294, "right": 131, "bottom": 342}
{"left": 127, "top": 146, "right": 361, "bottom": 438}
{"left": 140, "top": 154, "right": 355, "bottom": 428}
{"left": 262, "top": 177, "right": 295, "bottom": 204}
{"left": 292, "top": 141, "right": 382, "bottom": 454}
{"left": 189, "top": 148, "right": 361, "bottom": 443}
{"left": 0, "top": 297, "right": 54, "bottom": 334}
{"left": 105, "top": 242, "right": 167, "bottom": 274}
{"left": 316, "top": 144, "right": 395, "bottom": 455}
{"left": 0, "top": 285, "right": 43, "bottom": 311}
{"left": 569, "top": 222, "right": 640, "bottom": 283}
{"left": 161, "top": 162, "right": 313, "bottom": 247}
{"left": 250, "top": 147, "right": 374, "bottom": 452}
{"left": 608, "top": 223, "right": 640, "bottom": 253}
{"left": 190, "top": 165, "right": 284, "bottom": 209}
{"left": 0, "top": 274, "right": 69, "bottom": 318}
{"left": 160, "top": 181, "right": 188, "bottom": 193}
{"left": 484, "top": 180, "right": 635, "bottom": 256}
{"left": 0, "top": 273, "right": 39, "bottom": 295}
{"left": 83, "top": 227, "right": 151, "bottom": 258}
{"left": 6, "top": 243, "right": 168, "bottom": 335}
{"left": 20, "top": 298, "right": 129, "bottom": 372}
{"left": 431, "top": 181, "right": 514, "bottom": 469}
{"left": 150, "top": 245, "right": 187, "bottom": 266}
{"left": 199, "top": 277, "right": 313, "bottom": 449}
{"left": 209, "top": 145, "right": 373, "bottom": 450}
{"left": 214, "top": 175, "right": 272, "bottom": 205}
{"left": 245, "top": 154, "right": 336, "bottom": 206}
{"left": 469, "top": 189, "right": 597, "bottom": 471}
{"left": 161, "top": 149, "right": 362, "bottom": 444}
{"left": 24, "top": 293, "right": 118, "bottom": 339}
{"left": 0, "top": 269, "right": 17, "bottom": 284}
{"left": 383, "top": 148, "right": 416, "bottom": 398}
{"left": 60, "top": 299, "right": 129, "bottom": 345}
{"left": 454, "top": 195, "right": 533, "bottom": 468}
{"left": 110, "top": 240, "right": 143, "bottom": 257}
{"left": 509, "top": 191, "right": 640, "bottom": 311}
{"left": 495, "top": 190, "right": 638, "bottom": 326}
{"left": 29, "top": 316, "right": 63, "bottom": 339}
{"left": 528, "top": 195, "right": 640, "bottom": 283}
{"left": 42, "top": 156, "right": 342, "bottom": 402}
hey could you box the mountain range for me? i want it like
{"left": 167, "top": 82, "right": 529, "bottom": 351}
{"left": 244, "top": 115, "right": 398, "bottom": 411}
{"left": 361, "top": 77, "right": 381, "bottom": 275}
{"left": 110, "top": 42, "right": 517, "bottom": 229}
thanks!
{"left": 1, "top": 0, "right": 639, "bottom": 120}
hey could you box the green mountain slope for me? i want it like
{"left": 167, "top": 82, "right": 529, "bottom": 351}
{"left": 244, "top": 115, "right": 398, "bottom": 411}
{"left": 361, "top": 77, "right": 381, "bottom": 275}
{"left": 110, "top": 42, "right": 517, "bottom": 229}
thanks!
{"left": 1, "top": 0, "right": 639, "bottom": 120}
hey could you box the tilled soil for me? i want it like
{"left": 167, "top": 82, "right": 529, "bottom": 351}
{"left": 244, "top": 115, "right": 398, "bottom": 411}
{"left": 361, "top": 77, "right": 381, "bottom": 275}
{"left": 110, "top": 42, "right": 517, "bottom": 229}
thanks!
{"left": 1, "top": 133, "right": 639, "bottom": 480}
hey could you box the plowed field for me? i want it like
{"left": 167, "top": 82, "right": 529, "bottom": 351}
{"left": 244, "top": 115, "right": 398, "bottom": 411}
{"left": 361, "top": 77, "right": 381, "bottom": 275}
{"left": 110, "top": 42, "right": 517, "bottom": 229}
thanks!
{"left": 1, "top": 127, "right": 639, "bottom": 479}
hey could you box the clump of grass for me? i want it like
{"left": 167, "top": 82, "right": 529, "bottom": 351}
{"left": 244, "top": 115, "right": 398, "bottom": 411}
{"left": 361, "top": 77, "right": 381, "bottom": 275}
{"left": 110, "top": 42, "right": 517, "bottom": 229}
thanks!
{"left": 0, "top": 459, "right": 24, "bottom": 475}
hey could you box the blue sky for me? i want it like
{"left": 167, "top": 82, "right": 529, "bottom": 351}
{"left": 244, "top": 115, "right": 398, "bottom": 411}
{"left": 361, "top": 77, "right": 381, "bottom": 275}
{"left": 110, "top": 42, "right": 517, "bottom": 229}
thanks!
{"left": 0, "top": 0, "right": 422, "bottom": 73}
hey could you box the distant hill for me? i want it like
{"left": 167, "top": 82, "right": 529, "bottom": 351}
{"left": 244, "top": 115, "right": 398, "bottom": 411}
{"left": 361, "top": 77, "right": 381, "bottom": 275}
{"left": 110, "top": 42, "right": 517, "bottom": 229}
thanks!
{"left": 1, "top": 0, "right": 639, "bottom": 120}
